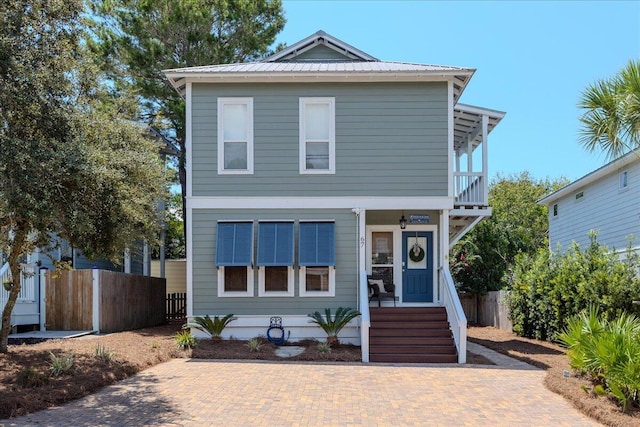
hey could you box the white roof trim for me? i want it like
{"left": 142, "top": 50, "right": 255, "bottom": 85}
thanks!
{"left": 265, "top": 30, "right": 377, "bottom": 62}
{"left": 456, "top": 103, "right": 506, "bottom": 119}
{"left": 538, "top": 150, "right": 640, "bottom": 205}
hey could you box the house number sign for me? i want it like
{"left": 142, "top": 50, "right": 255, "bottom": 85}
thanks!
{"left": 409, "top": 214, "right": 430, "bottom": 224}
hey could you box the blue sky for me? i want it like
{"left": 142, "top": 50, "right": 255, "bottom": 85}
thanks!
{"left": 277, "top": 0, "right": 640, "bottom": 182}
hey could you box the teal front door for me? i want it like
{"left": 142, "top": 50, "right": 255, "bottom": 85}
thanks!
{"left": 402, "top": 231, "right": 433, "bottom": 303}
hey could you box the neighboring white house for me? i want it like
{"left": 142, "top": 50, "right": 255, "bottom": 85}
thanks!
{"left": 539, "top": 150, "right": 640, "bottom": 253}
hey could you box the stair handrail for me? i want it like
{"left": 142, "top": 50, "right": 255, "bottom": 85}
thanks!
{"left": 359, "top": 269, "right": 370, "bottom": 363}
{"left": 439, "top": 266, "right": 467, "bottom": 363}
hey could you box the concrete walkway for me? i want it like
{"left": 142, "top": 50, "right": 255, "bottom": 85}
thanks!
{"left": 1, "top": 345, "right": 601, "bottom": 427}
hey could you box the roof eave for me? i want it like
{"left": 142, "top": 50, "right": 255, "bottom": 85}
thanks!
{"left": 164, "top": 69, "right": 475, "bottom": 99}
{"left": 538, "top": 151, "right": 640, "bottom": 205}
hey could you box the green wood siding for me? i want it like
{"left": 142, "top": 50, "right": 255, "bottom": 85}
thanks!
{"left": 291, "top": 44, "right": 354, "bottom": 61}
{"left": 192, "top": 209, "right": 357, "bottom": 315}
{"left": 191, "top": 82, "right": 448, "bottom": 197}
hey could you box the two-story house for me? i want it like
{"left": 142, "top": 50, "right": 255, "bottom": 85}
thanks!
{"left": 539, "top": 150, "right": 640, "bottom": 254}
{"left": 164, "top": 31, "right": 504, "bottom": 363}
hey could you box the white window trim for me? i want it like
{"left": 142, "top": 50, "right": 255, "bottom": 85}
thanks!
{"left": 217, "top": 97, "right": 254, "bottom": 175}
{"left": 619, "top": 171, "right": 629, "bottom": 192}
{"left": 258, "top": 266, "right": 295, "bottom": 297}
{"left": 299, "top": 266, "right": 336, "bottom": 297}
{"left": 299, "top": 97, "right": 335, "bottom": 174}
{"left": 217, "top": 266, "right": 255, "bottom": 297}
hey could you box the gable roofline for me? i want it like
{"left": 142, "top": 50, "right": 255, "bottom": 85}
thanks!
{"left": 538, "top": 150, "right": 640, "bottom": 205}
{"left": 264, "top": 30, "right": 378, "bottom": 62}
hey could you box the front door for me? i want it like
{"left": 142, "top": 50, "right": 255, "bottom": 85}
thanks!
{"left": 402, "top": 231, "right": 433, "bottom": 303}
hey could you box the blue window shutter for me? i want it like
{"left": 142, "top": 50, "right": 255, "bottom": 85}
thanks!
{"left": 215, "top": 222, "right": 253, "bottom": 266}
{"left": 258, "top": 222, "right": 294, "bottom": 266}
{"left": 299, "top": 222, "right": 335, "bottom": 266}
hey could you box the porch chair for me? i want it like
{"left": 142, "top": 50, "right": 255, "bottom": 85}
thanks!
{"left": 367, "top": 273, "right": 396, "bottom": 307}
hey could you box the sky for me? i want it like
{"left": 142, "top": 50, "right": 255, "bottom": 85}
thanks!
{"left": 277, "top": 0, "right": 640, "bottom": 183}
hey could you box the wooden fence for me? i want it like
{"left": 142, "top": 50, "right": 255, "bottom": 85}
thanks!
{"left": 45, "top": 270, "right": 166, "bottom": 333}
{"left": 459, "top": 290, "right": 513, "bottom": 331}
{"left": 166, "top": 292, "right": 186, "bottom": 320}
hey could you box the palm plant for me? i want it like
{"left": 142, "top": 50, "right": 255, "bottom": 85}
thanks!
{"left": 185, "top": 314, "right": 236, "bottom": 341}
{"left": 308, "top": 307, "right": 360, "bottom": 346}
{"left": 578, "top": 59, "right": 640, "bottom": 159}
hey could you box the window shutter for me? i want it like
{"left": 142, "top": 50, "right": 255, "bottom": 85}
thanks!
{"left": 257, "top": 222, "right": 294, "bottom": 266}
{"left": 215, "top": 222, "right": 253, "bottom": 266}
{"left": 299, "top": 222, "right": 335, "bottom": 266}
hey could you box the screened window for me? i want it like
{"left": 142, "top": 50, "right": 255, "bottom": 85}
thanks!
{"left": 299, "top": 222, "right": 336, "bottom": 296}
{"left": 218, "top": 98, "right": 253, "bottom": 174}
{"left": 216, "top": 222, "right": 254, "bottom": 296}
{"left": 299, "top": 98, "right": 335, "bottom": 174}
{"left": 257, "top": 222, "right": 294, "bottom": 296}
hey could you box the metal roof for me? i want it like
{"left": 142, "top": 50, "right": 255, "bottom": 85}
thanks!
{"left": 264, "top": 30, "right": 378, "bottom": 62}
{"left": 164, "top": 61, "right": 474, "bottom": 100}
{"left": 453, "top": 104, "right": 506, "bottom": 151}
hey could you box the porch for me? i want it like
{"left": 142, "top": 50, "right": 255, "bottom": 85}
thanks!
{"left": 0, "top": 262, "right": 40, "bottom": 328}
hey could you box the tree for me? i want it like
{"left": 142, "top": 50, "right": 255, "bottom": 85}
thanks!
{"left": 578, "top": 60, "right": 640, "bottom": 159}
{"left": 0, "top": 0, "right": 166, "bottom": 352}
{"left": 451, "top": 172, "right": 568, "bottom": 294}
{"left": 85, "top": 0, "right": 286, "bottom": 241}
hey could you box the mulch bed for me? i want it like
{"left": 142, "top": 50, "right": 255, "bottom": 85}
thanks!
{"left": 468, "top": 325, "right": 640, "bottom": 427}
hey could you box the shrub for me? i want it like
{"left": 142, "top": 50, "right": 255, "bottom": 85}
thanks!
{"left": 174, "top": 330, "right": 197, "bottom": 350}
{"left": 509, "top": 234, "right": 640, "bottom": 341}
{"left": 558, "top": 307, "right": 640, "bottom": 412}
{"left": 17, "top": 368, "right": 49, "bottom": 388}
{"left": 246, "top": 338, "right": 261, "bottom": 353}
{"left": 308, "top": 307, "right": 360, "bottom": 346}
{"left": 48, "top": 352, "right": 74, "bottom": 377}
{"left": 317, "top": 342, "right": 331, "bottom": 354}
{"left": 94, "top": 344, "right": 115, "bottom": 363}
{"left": 185, "top": 314, "right": 235, "bottom": 340}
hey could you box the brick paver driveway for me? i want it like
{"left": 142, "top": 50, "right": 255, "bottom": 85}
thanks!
{"left": 1, "top": 354, "right": 600, "bottom": 427}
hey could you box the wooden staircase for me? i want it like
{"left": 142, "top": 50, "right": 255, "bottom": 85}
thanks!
{"left": 369, "top": 307, "right": 458, "bottom": 363}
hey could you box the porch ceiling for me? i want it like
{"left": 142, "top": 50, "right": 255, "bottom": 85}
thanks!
{"left": 453, "top": 104, "right": 505, "bottom": 151}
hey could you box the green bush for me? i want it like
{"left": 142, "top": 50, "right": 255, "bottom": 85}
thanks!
{"left": 185, "top": 314, "right": 235, "bottom": 340}
{"left": 558, "top": 307, "right": 640, "bottom": 412}
{"left": 509, "top": 233, "right": 640, "bottom": 341}
{"left": 174, "top": 330, "right": 197, "bottom": 350}
{"left": 48, "top": 352, "right": 74, "bottom": 377}
{"left": 308, "top": 307, "right": 360, "bottom": 346}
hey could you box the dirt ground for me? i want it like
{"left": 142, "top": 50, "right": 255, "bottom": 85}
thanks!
{"left": 1, "top": 322, "right": 635, "bottom": 426}
{"left": 468, "top": 325, "right": 640, "bottom": 427}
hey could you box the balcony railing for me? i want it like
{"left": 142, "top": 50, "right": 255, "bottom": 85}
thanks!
{"left": 0, "top": 263, "right": 37, "bottom": 313}
{"left": 454, "top": 172, "right": 487, "bottom": 206}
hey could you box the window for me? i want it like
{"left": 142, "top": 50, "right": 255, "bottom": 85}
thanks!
{"left": 218, "top": 98, "right": 253, "bottom": 174}
{"left": 575, "top": 191, "right": 584, "bottom": 201}
{"left": 299, "top": 97, "right": 335, "bottom": 174}
{"left": 216, "top": 222, "right": 254, "bottom": 297}
{"left": 371, "top": 231, "right": 394, "bottom": 279}
{"left": 620, "top": 171, "right": 628, "bottom": 190}
{"left": 299, "top": 221, "right": 336, "bottom": 296}
{"left": 257, "top": 222, "right": 294, "bottom": 297}
{"left": 553, "top": 204, "right": 558, "bottom": 217}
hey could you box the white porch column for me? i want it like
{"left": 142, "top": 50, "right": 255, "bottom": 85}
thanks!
{"left": 143, "top": 241, "right": 150, "bottom": 276}
{"left": 123, "top": 248, "right": 131, "bottom": 274}
{"left": 352, "top": 207, "right": 369, "bottom": 363}
{"left": 482, "top": 114, "right": 489, "bottom": 203}
{"left": 439, "top": 209, "right": 450, "bottom": 303}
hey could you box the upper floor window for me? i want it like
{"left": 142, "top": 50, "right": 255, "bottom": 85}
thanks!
{"left": 215, "top": 221, "right": 254, "bottom": 297}
{"left": 218, "top": 98, "right": 253, "bottom": 174}
{"left": 298, "top": 221, "right": 336, "bottom": 297}
{"left": 553, "top": 204, "right": 558, "bottom": 217}
{"left": 620, "top": 171, "right": 628, "bottom": 190}
{"left": 299, "top": 97, "right": 335, "bottom": 174}
{"left": 257, "top": 222, "right": 295, "bottom": 297}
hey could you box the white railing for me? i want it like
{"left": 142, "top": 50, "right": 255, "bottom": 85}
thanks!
{"left": 358, "top": 269, "right": 370, "bottom": 363}
{"left": 453, "top": 172, "right": 486, "bottom": 206}
{"left": 0, "top": 263, "right": 37, "bottom": 312}
{"left": 439, "top": 266, "right": 467, "bottom": 364}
